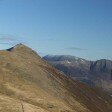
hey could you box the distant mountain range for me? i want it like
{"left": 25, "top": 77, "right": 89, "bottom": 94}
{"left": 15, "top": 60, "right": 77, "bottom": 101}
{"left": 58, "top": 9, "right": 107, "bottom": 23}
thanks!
{"left": 43, "top": 55, "right": 112, "bottom": 94}
{"left": 0, "top": 44, "right": 112, "bottom": 112}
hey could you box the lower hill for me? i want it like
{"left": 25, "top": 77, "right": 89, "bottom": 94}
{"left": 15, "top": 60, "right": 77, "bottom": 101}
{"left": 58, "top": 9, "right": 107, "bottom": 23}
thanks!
{"left": 0, "top": 44, "right": 112, "bottom": 112}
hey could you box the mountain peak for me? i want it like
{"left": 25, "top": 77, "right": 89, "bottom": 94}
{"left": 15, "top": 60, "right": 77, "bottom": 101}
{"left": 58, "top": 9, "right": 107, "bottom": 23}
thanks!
{"left": 13, "top": 43, "right": 25, "bottom": 48}
{"left": 6, "top": 43, "right": 31, "bottom": 51}
{"left": 6, "top": 43, "right": 39, "bottom": 57}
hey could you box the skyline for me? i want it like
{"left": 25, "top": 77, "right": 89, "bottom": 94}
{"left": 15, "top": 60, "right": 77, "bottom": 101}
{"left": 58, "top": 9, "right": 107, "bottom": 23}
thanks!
{"left": 0, "top": 0, "right": 112, "bottom": 60}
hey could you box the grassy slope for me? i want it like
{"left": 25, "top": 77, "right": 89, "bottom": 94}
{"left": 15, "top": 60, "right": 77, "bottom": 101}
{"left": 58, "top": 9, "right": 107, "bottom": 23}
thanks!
{"left": 0, "top": 44, "right": 111, "bottom": 112}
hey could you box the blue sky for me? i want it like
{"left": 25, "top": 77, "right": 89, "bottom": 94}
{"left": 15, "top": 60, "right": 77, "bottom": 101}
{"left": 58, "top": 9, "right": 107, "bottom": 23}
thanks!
{"left": 0, "top": 0, "right": 112, "bottom": 60}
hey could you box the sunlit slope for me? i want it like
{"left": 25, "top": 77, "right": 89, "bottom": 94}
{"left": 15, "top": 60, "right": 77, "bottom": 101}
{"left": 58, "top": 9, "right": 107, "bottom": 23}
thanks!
{"left": 0, "top": 44, "right": 111, "bottom": 112}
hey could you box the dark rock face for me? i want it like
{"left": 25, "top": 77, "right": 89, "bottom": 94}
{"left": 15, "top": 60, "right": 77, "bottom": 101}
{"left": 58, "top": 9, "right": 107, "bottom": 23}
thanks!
{"left": 90, "top": 59, "right": 112, "bottom": 73}
{"left": 43, "top": 55, "right": 112, "bottom": 94}
{"left": 89, "top": 59, "right": 112, "bottom": 81}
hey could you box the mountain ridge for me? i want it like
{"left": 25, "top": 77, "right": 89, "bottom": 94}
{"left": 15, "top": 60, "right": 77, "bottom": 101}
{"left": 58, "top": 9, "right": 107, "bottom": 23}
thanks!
{"left": 43, "top": 55, "right": 112, "bottom": 94}
{"left": 0, "top": 44, "right": 111, "bottom": 112}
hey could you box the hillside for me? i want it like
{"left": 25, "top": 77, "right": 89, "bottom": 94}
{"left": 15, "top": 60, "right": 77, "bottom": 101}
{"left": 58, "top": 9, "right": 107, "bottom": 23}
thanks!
{"left": 0, "top": 44, "right": 112, "bottom": 112}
